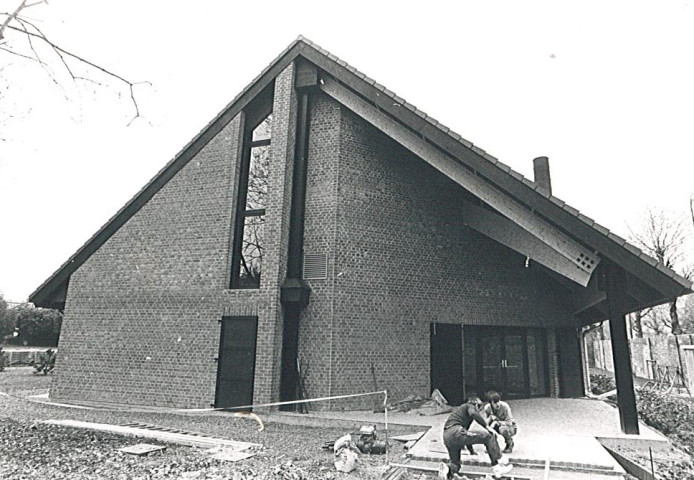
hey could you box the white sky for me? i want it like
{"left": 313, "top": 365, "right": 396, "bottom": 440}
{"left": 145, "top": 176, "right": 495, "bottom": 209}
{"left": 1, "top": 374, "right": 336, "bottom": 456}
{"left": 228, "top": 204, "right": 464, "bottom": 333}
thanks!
{"left": 1, "top": 0, "right": 693, "bottom": 303}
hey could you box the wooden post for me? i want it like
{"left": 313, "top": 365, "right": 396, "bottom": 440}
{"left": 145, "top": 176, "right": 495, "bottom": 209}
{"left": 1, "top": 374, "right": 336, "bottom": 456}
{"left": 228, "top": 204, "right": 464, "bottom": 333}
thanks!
{"left": 606, "top": 264, "right": 640, "bottom": 434}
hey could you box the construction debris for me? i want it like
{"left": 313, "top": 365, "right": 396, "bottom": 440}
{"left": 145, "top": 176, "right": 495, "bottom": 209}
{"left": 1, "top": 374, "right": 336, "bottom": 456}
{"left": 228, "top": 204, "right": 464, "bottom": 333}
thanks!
{"left": 334, "top": 434, "right": 360, "bottom": 473}
{"left": 118, "top": 443, "right": 167, "bottom": 456}
{"left": 390, "top": 432, "right": 426, "bottom": 443}
{"left": 380, "top": 465, "right": 408, "bottom": 480}
{"left": 204, "top": 446, "right": 256, "bottom": 462}
{"left": 387, "top": 389, "right": 452, "bottom": 416}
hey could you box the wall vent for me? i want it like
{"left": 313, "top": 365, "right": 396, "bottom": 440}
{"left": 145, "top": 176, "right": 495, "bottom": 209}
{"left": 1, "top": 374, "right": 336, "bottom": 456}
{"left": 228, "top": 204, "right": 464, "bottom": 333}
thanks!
{"left": 303, "top": 253, "right": 328, "bottom": 280}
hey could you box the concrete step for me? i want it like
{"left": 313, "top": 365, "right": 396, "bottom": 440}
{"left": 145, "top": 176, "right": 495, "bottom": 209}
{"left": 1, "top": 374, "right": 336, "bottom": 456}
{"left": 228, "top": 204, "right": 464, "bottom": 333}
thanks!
{"left": 407, "top": 451, "right": 623, "bottom": 476}
{"left": 393, "top": 458, "right": 625, "bottom": 480}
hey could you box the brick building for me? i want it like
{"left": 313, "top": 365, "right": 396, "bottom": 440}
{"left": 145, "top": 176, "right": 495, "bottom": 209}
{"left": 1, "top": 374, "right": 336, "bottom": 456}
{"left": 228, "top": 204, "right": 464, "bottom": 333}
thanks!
{"left": 31, "top": 38, "right": 691, "bottom": 431}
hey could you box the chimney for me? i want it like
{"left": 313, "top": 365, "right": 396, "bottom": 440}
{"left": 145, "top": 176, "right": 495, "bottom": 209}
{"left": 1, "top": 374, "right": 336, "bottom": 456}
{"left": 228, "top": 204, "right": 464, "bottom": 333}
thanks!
{"left": 533, "top": 156, "right": 552, "bottom": 196}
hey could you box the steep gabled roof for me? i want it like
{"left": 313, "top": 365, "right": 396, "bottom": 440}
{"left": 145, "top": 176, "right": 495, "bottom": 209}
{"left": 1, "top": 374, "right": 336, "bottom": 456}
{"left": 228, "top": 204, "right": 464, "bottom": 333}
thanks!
{"left": 30, "top": 36, "right": 692, "bottom": 313}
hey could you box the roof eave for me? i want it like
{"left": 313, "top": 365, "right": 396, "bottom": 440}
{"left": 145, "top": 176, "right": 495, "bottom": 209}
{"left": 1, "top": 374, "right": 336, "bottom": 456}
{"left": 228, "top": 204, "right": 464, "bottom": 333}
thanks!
{"left": 30, "top": 37, "right": 308, "bottom": 305}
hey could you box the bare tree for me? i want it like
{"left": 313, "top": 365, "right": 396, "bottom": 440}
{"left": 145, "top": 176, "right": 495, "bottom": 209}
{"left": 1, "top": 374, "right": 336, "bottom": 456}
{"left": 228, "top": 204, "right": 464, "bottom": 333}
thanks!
{"left": 629, "top": 307, "right": 653, "bottom": 338}
{"left": 679, "top": 293, "right": 694, "bottom": 334}
{"left": 629, "top": 208, "right": 693, "bottom": 335}
{"left": 1, "top": 0, "right": 148, "bottom": 125}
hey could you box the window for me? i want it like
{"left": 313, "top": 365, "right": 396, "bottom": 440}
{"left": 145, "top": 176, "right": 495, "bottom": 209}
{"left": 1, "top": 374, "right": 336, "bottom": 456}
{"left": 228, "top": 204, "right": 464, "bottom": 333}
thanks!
{"left": 231, "top": 114, "right": 272, "bottom": 288}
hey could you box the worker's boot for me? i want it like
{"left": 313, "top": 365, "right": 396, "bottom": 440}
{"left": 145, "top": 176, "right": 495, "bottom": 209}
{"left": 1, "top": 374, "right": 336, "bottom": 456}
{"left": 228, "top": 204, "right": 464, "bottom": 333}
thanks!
{"left": 437, "top": 462, "right": 450, "bottom": 480}
{"left": 502, "top": 439, "right": 513, "bottom": 454}
{"left": 492, "top": 463, "right": 513, "bottom": 478}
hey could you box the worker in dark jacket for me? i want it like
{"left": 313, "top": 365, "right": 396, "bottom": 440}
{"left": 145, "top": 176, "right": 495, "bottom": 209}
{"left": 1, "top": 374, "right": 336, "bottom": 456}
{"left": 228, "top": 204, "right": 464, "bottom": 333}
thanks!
{"left": 438, "top": 396, "right": 513, "bottom": 479}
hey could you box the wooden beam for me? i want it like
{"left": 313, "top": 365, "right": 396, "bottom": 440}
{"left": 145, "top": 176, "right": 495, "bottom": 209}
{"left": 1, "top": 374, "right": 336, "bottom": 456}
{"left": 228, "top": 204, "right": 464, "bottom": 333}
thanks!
{"left": 606, "top": 264, "right": 639, "bottom": 434}
{"left": 295, "top": 57, "right": 319, "bottom": 89}
{"left": 461, "top": 201, "right": 593, "bottom": 286}
{"left": 572, "top": 288, "right": 607, "bottom": 316}
{"left": 320, "top": 77, "right": 600, "bottom": 284}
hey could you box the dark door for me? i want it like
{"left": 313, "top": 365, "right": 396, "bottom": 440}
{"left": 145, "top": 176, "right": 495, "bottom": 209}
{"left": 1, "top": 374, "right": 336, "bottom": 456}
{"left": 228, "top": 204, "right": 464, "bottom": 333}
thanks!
{"left": 464, "top": 326, "right": 548, "bottom": 399}
{"left": 431, "top": 323, "right": 464, "bottom": 405}
{"left": 215, "top": 316, "right": 258, "bottom": 409}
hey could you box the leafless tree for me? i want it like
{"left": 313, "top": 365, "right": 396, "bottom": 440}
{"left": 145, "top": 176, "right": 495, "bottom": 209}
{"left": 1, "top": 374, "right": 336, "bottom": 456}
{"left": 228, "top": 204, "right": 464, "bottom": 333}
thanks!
{"left": 629, "top": 208, "right": 693, "bottom": 335}
{"left": 237, "top": 116, "right": 272, "bottom": 286}
{"left": 1, "top": 0, "right": 148, "bottom": 125}
{"left": 628, "top": 307, "right": 653, "bottom": 338}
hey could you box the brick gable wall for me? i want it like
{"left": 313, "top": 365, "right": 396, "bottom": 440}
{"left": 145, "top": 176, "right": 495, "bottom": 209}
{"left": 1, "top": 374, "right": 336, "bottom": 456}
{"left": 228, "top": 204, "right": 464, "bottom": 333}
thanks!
{"left": 51, "top": 67, "right": 573, "bottom": 410}
{"left": 51, "top": 65, "right": 298, "bottom": 409}
{"left": 298, "top": 97, "right": 572, "bottom": 409}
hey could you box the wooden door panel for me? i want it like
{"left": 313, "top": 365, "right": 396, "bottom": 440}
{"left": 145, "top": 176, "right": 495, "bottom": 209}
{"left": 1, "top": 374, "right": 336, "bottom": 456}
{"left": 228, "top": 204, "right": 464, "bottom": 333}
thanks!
{"left": 215, "top": 316, "right": 258, "bottom": 409}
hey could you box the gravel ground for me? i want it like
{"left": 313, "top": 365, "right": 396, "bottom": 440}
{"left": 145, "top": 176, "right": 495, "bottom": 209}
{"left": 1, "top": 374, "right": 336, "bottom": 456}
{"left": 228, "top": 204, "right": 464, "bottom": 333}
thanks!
{"left": 0, "top": 368, "right": 419, "bottom": 480}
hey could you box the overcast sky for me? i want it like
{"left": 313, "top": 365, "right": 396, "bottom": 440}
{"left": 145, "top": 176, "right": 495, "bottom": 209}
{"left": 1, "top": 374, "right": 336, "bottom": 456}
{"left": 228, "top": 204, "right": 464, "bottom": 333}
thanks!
{"left": 1, "top": 0, "right": 693, "bottom": 303}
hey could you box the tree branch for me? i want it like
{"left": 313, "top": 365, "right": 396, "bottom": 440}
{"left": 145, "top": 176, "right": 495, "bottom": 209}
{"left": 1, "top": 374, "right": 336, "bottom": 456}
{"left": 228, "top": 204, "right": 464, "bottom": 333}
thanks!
{"left": 3, "top": 4, "right": 150, "bottom": 124}
{"left": 0, "top": 0, "right": 29, "bottom": 42}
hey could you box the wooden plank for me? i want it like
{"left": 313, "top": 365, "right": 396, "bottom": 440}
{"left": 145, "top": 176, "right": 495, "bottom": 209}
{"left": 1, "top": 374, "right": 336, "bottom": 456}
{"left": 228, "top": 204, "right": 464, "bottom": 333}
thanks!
{"left": 43, "top": 420, "right": 261, "bottom": 450}
{"left": 390, "top": 432, "right": 426, "bottom": 442}
{"left": 461, "top": 200, "right": 594, "bottom": 286}
{"left": 118, "top": 443, "right": 167, "bottom": 456}
{"left": 321, "top": 77, "right": 600, "bottom": 285}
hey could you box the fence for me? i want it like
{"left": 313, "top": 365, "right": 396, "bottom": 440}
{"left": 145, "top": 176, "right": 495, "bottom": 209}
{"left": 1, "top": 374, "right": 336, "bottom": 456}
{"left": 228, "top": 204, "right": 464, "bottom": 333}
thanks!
{"left": 1, "top": 347, "right": 57, "bottom": 367}
{"left": 588, "top": 334, "right": 694, "bottom": 390}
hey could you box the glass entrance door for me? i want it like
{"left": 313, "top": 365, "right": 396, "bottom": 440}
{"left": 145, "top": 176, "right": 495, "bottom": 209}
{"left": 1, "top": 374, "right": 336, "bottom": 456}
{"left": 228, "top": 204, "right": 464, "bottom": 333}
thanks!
{"left": 464, "top": 326, "right": 548, "bottom": 399}
{"left": 480, "top": 334, "right": 504, "bottom": 393}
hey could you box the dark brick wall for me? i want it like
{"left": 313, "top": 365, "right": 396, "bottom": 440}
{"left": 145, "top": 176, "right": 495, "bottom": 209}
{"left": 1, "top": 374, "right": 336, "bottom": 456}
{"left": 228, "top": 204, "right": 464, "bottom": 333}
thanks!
{"left": 298, "top": 95, "right": 573, "bottom": 409}
{"left": 51, "top": 64, "right": 298, "bottom": 408}
{"left": 52, "top": 66, "right": 574, "bottom": 411}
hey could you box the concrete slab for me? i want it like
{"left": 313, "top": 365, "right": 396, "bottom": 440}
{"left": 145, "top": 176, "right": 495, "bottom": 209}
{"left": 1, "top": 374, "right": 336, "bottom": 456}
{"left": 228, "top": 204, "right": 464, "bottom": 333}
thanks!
{"left": 266, "top": 398, "right": 668, "bottom": 478}
{"left": 510, "top": 398, "right": 665, "bottom": 441}
{"left": 405, "top": 398, "right": 668, "bottom": 476}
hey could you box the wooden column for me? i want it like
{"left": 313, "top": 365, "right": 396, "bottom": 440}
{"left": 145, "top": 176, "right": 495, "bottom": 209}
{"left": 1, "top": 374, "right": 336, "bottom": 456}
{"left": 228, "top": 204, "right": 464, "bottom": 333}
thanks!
{"left": 606, "top": 263, "right": 640, "bottom": 434}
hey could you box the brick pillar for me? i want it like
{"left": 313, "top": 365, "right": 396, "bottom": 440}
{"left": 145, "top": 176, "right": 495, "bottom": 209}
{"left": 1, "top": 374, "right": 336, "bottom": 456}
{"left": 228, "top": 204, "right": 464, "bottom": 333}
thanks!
{"left": 252, "top": 62, "right": 297, "bottom": 407}
{"left": 547, "top": 329, "right": 560, "bottom": 397}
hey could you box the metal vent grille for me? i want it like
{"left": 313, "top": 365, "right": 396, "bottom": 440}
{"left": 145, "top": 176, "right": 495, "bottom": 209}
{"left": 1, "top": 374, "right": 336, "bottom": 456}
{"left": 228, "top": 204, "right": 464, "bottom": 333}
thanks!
{"left": 303, "top": 253, "right": 328, "bottom": 280}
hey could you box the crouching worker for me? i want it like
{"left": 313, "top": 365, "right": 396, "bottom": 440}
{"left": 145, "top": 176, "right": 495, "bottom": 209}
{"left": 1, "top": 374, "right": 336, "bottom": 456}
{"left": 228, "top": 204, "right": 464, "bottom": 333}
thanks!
{"left": 485, "top": 390, "right": 517, "bottom": 453}
{"left": 438, "top": 396, "right": 513, "bottom": 479}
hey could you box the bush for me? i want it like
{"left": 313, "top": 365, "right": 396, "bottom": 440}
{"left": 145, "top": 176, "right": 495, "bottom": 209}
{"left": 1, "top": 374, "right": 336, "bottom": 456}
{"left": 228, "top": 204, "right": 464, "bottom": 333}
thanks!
{"left": 590, "top": 373, "right": 616, "bottom": 395}
{"left": 637, "top": 390, "right": 694, "bottom": 454}
{"left": 3, "top": 304, "right": 62, "bottom": 346}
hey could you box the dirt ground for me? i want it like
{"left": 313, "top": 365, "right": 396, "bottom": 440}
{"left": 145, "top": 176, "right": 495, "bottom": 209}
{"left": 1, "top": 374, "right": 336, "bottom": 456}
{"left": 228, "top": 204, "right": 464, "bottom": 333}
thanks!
{"left": 0, "top": 367, "right": 423, "bottom": 480}
{"left": 598, "top": 437, "right": 694, "bottom": 479}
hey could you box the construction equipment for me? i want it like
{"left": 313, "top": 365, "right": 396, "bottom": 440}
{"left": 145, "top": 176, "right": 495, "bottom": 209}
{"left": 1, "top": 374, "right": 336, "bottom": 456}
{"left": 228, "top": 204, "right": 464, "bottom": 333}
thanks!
{"left": 356, "top": 425, "right": 387, "bottom": 454}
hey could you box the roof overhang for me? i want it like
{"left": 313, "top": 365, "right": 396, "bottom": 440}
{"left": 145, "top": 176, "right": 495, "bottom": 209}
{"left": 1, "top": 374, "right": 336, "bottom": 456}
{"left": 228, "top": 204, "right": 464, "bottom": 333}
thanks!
{"left": 30, "top": 37, "right": 693, "bottom": 312}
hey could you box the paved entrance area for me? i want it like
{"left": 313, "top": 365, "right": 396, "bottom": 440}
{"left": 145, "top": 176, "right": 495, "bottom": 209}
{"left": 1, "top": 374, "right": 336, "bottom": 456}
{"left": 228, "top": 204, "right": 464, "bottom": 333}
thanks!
{"left": 268, "top": 397, "right": 666, "bottom": 478}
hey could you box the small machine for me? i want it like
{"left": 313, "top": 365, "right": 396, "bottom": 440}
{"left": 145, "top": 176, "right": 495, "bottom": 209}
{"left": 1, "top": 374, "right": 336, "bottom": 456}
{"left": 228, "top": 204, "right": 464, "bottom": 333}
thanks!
{"left": 355, "top": 425, "right": 387, "bottom": 454}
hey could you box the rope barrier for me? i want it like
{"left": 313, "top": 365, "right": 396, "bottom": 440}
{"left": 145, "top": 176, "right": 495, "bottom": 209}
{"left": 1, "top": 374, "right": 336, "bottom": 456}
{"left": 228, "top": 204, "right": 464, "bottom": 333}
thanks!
{"left": 179, "top": 389, "right": 388, "bottom": 413}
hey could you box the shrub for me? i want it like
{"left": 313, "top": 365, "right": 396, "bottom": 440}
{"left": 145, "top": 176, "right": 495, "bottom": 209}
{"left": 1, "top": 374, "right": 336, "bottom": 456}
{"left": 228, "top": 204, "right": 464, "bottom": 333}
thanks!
{"left": 590, "top": 373, "right": 616, "bottom": 395}
{"left": 637, "top": 390, "right": 694, "bottom": 454}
